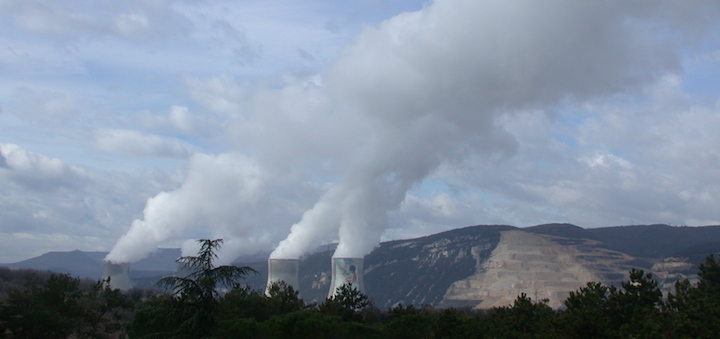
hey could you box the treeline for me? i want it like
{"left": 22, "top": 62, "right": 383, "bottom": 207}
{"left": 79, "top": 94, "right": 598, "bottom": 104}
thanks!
{"left": 1, "top": 241, "right": 720, "bottom": 338}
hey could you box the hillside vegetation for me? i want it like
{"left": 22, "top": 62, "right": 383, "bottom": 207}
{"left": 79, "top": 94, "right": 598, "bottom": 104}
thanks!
{"left": 2, "top": 240, "right": 720, "bottom": 338}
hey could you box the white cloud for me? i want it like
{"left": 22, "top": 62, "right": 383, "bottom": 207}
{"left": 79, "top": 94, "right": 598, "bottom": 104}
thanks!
{"left": 12, "top": 87, "right": 79, "bottom": 124}
{"left": 0, "top": 144, "right": 179, "bottom": 261}
{"left": 435, "top": 70, "right": 720, "bottom": 228}
{"left": 0, "top": 143, "right": 86, "bottom": 190}
{"left": 139, "top": 105, "right": 209, "bottom": 137}
{"left": 2, "top": 0, "right": 192, "bottom": 41}
{"left": 94, "top": 128, "right": 195, "bottom": 159}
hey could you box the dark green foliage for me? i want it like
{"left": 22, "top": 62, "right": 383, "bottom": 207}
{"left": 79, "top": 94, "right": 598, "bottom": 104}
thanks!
{"left": 0, "top": 273, "right": 131, "bottom": 338}
{"left": 664, "top": 254, "right": 720, "bottom": 338}
{"left": 616, "top": 269, "right": 663, "bottom": 309}
{"left": 215, "top": 317, "right": 265, "bottom": 339}
{"left": 611, "top": 269, "right": 664, "bottom": 337}
{"left": 483, "top": 293, "right": 557, "bottom": 339}
{"left": 237, "top": 310, "right": 378, "bottom": 339}
{"left": 559, "top": 269, "right": 665, "bottom": 338}
{"left": 265, "top": 281, "right": 306, "bottom": 315}
{"left": 1, "top": 273, "right": 83, "bottom": 338}
{"left": 382, "top": 312, "right": 437, "bottom": 339}
{"left": 12, "top": 250, "right": 720, "bottom": 338}
{"left": 157, "top": 239, "right": 257, "bottom": 302}
{"left": 134, "top": 260, "right": 720, "bottom": 338}
{"left": 697, "top": 254, "right": 720, "bottom": 294}
{"left": 319, "top": 283, "right": 372, "bottom": 321}
{"left": 214, "top": 281, "right": 305, "bottom": 326}
{"left": 129, "top": 294, "right": 193, "bottom": 338}
{"left": 433, "top": 308, "right": 475, "bottom": 339}
{"left": 387, "top": 303, "right": 421, "bottom": 319}
{"left": 263, "top": 311, "right": 344, "bottom": 339}
{"left": 560, "top": 281, "right": 615, "bottom": 338}
{"left": 130, "top": 238, "right": 256, "bottom": 338}
{"left": 78, "top": 278, "right": 135, "bottom": 338}
{"left": 216, "top": 285, "right": 272, "bottom": 322}
{"left": 214, "top": 281, "right": 379, "bottom": 338}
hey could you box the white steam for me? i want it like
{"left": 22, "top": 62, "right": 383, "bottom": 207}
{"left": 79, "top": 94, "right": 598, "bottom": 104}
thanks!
{"left": 272, "top": 0, "right": 719, "bottom": 259}
{"left": 107, "top": 0, "right": 720, "bottom": 263}
{"left": 105, "top": 152, "right": 264, "bottom": 263}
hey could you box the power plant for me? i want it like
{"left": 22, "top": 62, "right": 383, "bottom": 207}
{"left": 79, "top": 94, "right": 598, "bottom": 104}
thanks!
{"left": 265, "top": 257, "right": 365, "bottom": 298}
{"left": 100, "top": 252, "right": 368, "bottom": 300}
{"left": 328, "top": 257, "right": 365, "bottom": 298}
{"left": 102, "top": 260, "right": 131, "bottom": 291}
{"left": 265, "top": 259, "right": 300, "bottom": 295}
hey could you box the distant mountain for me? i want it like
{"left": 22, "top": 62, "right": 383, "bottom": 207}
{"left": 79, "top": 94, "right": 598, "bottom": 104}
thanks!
{"left": 2, "top": 247, "right": 270, "bottom": 283}
{"left": 586, "top": 224, "right": 720, "bottom": 258}
{"left": 4, "top": 224, "right": 720, "bottom": 309}
{"left": 3, "top": 250, "right": 103, "bottom": 279}
{"left": 3, "top": 248, "right": 182, "bottom": 280}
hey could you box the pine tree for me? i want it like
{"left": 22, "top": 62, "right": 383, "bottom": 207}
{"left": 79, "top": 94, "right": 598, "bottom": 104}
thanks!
{"left": 133, "top": 239, "right": 256, "bottom": 338}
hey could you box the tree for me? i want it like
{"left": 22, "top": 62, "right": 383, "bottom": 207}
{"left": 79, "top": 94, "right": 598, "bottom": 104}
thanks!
{"left": 0, "top": 273, "right": 83, "bottom": 338}
{"left": 609, "top": 269, "right": 663, "bottom": 337}
{"left": 0, "top": 273, "right": 131, "bottom": 338}
{"left": 665, "top": 254, "right": 720, "bottom": 337}
{"left": 560, "top": 281, "right": 615, "bottom": 338}
{"left": 319, "top": 283, "right": 372, "bottom": 322}
{"left": 381, "top": 311, "right": 436, "bottom": 339}
{"left": 132, "top": 239, "right": 256, "bottom": 338}
{"left": 434, "top": 308, "right": 473, "bottom": 339}
{"left": 216, "top": 285, "right": 270, "bottom": 322}
{"left": 483, "top": 293, "right": 557, "bottom": 338}
{"left": 265, "top": 280, "right": 306, "bottom": 315}
{"left": 696, "top": 254, "right": 720, "bottom": 294}
{"left": 76, "top": 278, "right": 134, "bottom": 338}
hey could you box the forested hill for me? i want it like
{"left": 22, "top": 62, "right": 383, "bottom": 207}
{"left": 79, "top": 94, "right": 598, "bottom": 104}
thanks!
{"left": 5, "top": 223, "right": 720, "bottom": 309}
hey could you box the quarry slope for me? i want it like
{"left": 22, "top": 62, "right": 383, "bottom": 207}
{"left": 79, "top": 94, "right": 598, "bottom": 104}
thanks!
{"left": 441, "top": 230, "right": 635, "bottom": 309}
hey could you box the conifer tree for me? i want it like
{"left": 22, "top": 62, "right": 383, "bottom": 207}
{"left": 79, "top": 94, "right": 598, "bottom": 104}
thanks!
{"left": 132, "top": 239, "right": 256, "bottom": 338}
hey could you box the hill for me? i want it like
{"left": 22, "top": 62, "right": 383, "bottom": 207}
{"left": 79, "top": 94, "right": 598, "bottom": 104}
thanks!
{"left": 2, "top": 248, "right": 182, "bottom": 280}
{"left": 4, "top": 223, "right": 720, "bottom": 309}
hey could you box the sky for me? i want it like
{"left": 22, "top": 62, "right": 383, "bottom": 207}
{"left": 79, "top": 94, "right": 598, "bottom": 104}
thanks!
{"left": 1, "top": 0, "right": 720, "bottom": 263}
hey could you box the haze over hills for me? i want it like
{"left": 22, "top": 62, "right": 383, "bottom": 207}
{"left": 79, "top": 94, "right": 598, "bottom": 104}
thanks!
{"left": 3, "top": 223, "right": 720, "bottom": 309}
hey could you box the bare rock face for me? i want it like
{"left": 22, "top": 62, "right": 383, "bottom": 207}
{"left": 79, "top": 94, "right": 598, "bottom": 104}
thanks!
{"left": 652, "top": 257, "right": 698, "bottom": 293}
{"left": 442, "top": 230, "right": 635, "bottom": 309}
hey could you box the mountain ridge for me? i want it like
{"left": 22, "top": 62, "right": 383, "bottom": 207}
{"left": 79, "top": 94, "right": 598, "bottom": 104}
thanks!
{"left": 4, "top": 224, "right": 720, "bottom": 309}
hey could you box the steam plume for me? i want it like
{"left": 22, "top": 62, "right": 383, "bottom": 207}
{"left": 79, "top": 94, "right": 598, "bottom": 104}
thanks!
{"left": 107, "top": 0, "right": 720, "bottom": 263}
{"left": 271, "top": 0, "right": 719, "bottom": 259}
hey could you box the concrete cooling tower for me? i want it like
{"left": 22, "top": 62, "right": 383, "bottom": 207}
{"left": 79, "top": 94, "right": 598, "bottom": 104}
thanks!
{"left": 102, "top": 261, "right": 131, "bottom": 291}
{"left": 265, "top": 259, "right": 300, "bottom": 296}
{"left": 328, "top": 257, "right": 365, "bottom": 298}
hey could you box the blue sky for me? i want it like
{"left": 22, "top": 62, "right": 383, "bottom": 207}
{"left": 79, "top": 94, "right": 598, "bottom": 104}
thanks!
{"left": 1, "top": 0, "right": 719, "bottom": 263}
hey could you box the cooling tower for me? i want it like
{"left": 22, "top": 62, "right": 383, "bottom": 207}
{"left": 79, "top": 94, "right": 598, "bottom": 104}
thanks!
{"left": 102, "top": 260, "right": 131, "bottom": 291}
{"left": 265, "top": 259, "right": 300, "bottom": 296}
{"left": 327, "top": 257, "right": 365, "bottom": 298}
